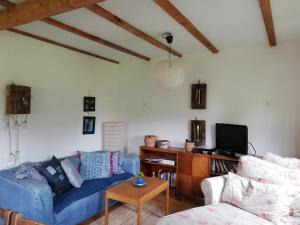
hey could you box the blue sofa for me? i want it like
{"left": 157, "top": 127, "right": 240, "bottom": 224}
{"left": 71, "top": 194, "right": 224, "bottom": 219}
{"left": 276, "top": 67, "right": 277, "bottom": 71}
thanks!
{"left": 0, "top": 153, "right": 140, "bottom": 225}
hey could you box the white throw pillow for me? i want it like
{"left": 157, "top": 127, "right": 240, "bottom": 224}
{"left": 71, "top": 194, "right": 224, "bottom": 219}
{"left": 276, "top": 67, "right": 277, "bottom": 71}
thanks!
{"left": 61, "top": 159, "right": 83, "bottom": 188}
{"left": 222, "top": 173, "right": 297, "bottom": 225}
{"left": 237, "top": 156, "right": 300, "bottom": 186}
{"left": 264, "top": 152, "right": 300, "bottom": 170}
{"left": 290, "top": 195, "right": 300, "bottom": 217}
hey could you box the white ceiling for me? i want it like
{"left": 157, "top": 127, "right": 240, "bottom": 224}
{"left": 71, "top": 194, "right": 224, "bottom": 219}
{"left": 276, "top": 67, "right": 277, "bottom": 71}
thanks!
{"left": 4, "top": 0, "right": 300, "bottom": 62}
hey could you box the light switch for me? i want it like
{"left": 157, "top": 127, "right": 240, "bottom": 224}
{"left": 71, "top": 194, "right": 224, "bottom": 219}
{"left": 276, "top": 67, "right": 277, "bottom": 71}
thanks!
{"left": 264, "top": 100, "right": 272, "bottom": 108}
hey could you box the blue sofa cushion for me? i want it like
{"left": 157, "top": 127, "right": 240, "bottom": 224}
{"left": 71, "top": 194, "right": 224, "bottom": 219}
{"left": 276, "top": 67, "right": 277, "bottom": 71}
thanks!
{"left": 53, "top": 172, "right": 133, "bottom": 214}
{"left": 38, "top": 156, "right": 72, "bottom": 196}
{"left": 111, "top": 151, "right": 125, "bottom": 175}
{"left": 80, "top": 151, "right": 111, "bottom": 180}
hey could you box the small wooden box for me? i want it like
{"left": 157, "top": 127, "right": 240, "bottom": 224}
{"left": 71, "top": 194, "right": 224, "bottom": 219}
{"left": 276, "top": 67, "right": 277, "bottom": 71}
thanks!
{"left": 6, "top": 84, "right": 31, "bottom": 115}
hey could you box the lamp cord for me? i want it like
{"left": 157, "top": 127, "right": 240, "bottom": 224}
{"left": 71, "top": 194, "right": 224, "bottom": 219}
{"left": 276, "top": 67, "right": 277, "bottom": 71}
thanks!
{"left": 248, "top": 141, "right": 257, "bottom": 155}
{"left": 168, "top": 43, "right": 172, "bottom": 67}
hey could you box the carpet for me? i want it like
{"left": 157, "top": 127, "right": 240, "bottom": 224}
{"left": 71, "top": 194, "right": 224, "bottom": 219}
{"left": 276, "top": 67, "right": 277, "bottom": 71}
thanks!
{"left": 90, "top": 202, "right": 166, "bottom": 225}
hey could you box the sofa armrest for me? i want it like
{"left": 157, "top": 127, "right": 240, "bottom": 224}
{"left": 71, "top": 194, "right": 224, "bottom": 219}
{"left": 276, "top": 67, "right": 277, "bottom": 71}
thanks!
{"left": 0, "top": 174, "right": 54, "bottom": 225}
{"left": 201, "top": 175, "right": 227, "bottom": 205}
{"left": 122, "top": 154, "right": 140, "bottom": 176}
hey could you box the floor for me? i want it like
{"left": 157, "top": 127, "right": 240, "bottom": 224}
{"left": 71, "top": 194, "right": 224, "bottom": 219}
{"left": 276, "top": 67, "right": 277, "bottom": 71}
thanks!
{"left": 79, "top": 194, "right": 200, "bottom": 225}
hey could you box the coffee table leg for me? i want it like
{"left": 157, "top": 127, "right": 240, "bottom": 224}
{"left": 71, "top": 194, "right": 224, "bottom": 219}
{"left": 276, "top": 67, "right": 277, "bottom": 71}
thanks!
{"left": 105, "top": 196, "right": 109, "bottom": 225}
{"left": 165, "top": 187, "right": 169, "bottom": 215}
{"left": 137, "top": 203, "right": 142, "bottom": 225}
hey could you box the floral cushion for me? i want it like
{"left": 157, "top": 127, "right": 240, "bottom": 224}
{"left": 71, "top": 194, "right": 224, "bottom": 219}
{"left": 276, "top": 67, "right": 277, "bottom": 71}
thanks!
{"left": 237, "top": 156, "right": 300, "bottom": 186}
{"left": 156, "top": 203, "right": 274, "bottom": 225}
{"left": 290, "top": 195, "right": 300, "bottom": 217}
{"left": 287, "top": 216, "right": 300, "bottom": 225}
{"left": 264, "top": 152, "right": 300, "bottom": 170}
{"left": 238, "top": 156, "right": 300, "bottom": 218}
{"left": 222, "top": 173, "right": 297, "bottom": 225}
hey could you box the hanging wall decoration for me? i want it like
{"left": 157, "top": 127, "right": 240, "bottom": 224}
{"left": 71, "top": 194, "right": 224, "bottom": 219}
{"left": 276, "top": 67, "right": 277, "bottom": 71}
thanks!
{"left": 6, "top": 84, "right": 31, "bottom": 114}
{"left": 83, "top": 116, "right": 96, "bottom": 135}
{"left": 191, "top": 80, "right": 207, "bottom": 109}
{"left": 83, "top": 96, "right": 96, "bottom": 112}
{"left": 191, "top": 118, "right": 205, "bottom": 146}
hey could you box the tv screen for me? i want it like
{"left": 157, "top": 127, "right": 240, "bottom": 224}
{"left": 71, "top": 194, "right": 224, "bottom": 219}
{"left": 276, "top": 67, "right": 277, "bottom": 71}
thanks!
{"left": 216, "top": 123, "right": 248, "bottom": 155}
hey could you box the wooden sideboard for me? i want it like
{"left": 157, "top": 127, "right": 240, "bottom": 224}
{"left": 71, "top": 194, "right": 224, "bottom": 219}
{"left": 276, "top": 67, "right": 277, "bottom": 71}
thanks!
{"left": 140, "top": 146, "right": 239, "bottom": 199}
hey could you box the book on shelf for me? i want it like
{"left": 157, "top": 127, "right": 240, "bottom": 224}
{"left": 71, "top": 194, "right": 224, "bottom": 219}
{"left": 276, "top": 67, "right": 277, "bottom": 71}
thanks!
{"left": 211, "top": 159, "right": 237, "bottom": 175}
{"left": 144, "top": 157, "right": 175, "bottom": 166}
{"left": 152, "top": 170, "right": 176, "bottom": 188}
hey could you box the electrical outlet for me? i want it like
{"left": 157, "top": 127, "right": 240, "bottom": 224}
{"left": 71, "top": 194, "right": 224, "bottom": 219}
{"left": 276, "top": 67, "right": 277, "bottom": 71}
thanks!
{"left": 142, "top": 101, "right": 148, "bottom": 108}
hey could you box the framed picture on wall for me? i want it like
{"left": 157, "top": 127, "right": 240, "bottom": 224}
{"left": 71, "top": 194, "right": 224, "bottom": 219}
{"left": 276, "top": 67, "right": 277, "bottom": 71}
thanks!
{"left": 83, "top": 97, "right": 96, "bottom": 112}
{"left": 83, "top": 116, "right": 96, "bottom": 135}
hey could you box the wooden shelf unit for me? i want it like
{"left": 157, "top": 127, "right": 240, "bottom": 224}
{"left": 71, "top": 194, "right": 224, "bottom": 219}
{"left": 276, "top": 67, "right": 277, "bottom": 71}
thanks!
{"left": 139, "top": 146, "right": 239, "bottom": 200}
{"left": 140, "top": 146, "right": 180, "bottom": 197}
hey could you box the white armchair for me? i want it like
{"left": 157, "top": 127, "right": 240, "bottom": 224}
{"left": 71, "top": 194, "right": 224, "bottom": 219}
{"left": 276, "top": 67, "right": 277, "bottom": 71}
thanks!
{"left": 156, "top": 155, "right": 300, "bottom": 225}
{"left": 200, "top": 175, "right": 227, "bottom": 205}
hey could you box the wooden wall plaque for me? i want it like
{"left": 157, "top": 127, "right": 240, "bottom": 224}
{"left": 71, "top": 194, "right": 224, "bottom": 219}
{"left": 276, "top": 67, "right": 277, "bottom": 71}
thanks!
{"left": 191, "top": 83, "right": 207, "bottom": 109}
{"left": 191, "top": 120, "right": 205, "bottom": 146}
{"left": 6, "top": 84, "right": 31, "bottom": 115}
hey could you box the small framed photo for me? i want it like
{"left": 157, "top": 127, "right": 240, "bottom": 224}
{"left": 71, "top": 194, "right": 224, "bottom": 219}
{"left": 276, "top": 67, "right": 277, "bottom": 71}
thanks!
{"left": 83, "top": 97, "right": 96, "bottom": 112}
{"left": 83, "top": 116, "right": 96, "bottom": 135}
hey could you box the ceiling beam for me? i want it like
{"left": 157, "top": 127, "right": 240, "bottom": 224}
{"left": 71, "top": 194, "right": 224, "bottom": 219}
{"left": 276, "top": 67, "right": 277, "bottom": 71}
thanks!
{"left": 153, "top": 0, "right": 218, "bottom": 53}
{"left": 0, "top": 0, "right": 14, "bottom": 8}
{"left": 85, "top": 4, "right": 183, "bottom": 58}
{"left": 7, "top": 28, "right": 119, "bottom": 64}
{"left": 42, "top": 18, "right": 150, "bottom": 61}
{"left": 259, "top": 0, "right": 277, "bottom": 46}
{"left": 0, "top": 0, "right": 149, "bottom": 61}
{"left": 0, "top": 0, "right": 104, "bottom": 30}
{"left": 0, "top": 0, "right": 124, "bottom": 63}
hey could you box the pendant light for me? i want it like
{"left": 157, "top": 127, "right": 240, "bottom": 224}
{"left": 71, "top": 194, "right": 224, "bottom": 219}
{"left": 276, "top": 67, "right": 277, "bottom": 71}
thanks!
{"left": 153, "top": 33, "right": 185, "bottom": 91}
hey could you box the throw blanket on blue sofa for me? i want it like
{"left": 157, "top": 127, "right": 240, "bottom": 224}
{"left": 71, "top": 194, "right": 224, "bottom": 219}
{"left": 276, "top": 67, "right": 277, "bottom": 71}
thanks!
{"left": 53, "top": 173, "right": 132, "bottom": 214}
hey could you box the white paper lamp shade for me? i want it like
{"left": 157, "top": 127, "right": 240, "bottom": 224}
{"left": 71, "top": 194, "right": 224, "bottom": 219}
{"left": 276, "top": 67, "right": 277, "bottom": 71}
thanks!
{"left": 153, "top": 59, "right": 186, "bottom": 91}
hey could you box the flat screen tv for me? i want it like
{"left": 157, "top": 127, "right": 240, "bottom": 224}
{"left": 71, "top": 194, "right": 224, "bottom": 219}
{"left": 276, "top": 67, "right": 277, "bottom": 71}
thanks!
{"left": 216, "top": 123, "right": 248, "bottom": 156}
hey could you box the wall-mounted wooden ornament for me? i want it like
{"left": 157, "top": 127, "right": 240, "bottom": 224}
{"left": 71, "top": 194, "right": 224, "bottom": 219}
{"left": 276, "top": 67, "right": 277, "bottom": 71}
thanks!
{"left": 191, "top": 119, "right": 205, "bottom": 146}
{"left": 191, "top": 81, "right": 207, "bottom": 109}
{"left": 6, "top": 84, "right": 31, "bottom": 115}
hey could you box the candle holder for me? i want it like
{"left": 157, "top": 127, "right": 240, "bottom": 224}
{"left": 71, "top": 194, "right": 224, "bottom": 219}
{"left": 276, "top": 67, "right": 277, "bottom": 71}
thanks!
{"left": 191, "top": 80, "right": 206, "bottom": 109}
{"left": 191, "top": 119, "right": 205, "bottom": 146}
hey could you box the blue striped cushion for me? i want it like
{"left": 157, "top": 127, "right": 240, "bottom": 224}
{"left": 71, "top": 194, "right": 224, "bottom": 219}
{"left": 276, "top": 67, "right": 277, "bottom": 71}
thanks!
{"left": 80, "top": 151, "right": 111, "bottom": 180}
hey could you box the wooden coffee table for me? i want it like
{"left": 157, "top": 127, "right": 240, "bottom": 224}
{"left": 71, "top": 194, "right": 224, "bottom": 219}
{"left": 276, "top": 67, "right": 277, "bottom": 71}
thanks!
{"left": 104, "top": 177, "right": 169, "bottom": 225}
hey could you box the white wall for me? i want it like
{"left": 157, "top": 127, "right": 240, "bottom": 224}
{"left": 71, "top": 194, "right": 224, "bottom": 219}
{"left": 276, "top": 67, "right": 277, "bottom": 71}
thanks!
{"left": 116, "top": 41, "right": 300, "bottom": 158}
{"left": 1, "top": 31, "right": 299, "bottom": 170}
{"left": 0, "top": 31, "right": 120, "bottom": 169}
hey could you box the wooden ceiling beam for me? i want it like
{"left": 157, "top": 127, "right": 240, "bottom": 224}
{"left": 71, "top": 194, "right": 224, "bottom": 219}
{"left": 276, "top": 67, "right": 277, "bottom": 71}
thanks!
{"left": 154, "top": 0, "right": 218, "bottom": 53}
{"left": 0, "top": 0, "right": 14, "bottom": 8}
{"left": 42, "top": 18, "right": 150, "bottom": 61}
{"left": 0, "top": 0, "right": 149, "bottom": 61}
{"left": 0, "top": 0, "right": 104, "bottom": 30}
{"left": 0, "top": 0, "right": 125, "bottom": 63}
{"left": 259, "top": 0, "right": 277, "bottom": 46}
{"left": 7, "top": 28, "right": 119, "bottom": 64}
{"left": 85, "top": 4, "right": 182, "bottom": 58}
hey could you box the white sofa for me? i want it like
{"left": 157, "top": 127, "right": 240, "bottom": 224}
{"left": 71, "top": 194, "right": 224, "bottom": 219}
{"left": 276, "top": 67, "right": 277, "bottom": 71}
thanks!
{"left": 156, "top": 154, "right": 300, "bottom": 225}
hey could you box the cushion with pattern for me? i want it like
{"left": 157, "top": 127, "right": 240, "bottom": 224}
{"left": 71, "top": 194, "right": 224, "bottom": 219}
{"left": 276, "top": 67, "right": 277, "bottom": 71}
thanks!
{"left": 38, "top": 156, "right": 72, "bottom": 196}
{"left": 111, "top": 151, "right": 125, "bottom": 175}
{"left": 80, "top": 151, "right": 111, "bottom": 180}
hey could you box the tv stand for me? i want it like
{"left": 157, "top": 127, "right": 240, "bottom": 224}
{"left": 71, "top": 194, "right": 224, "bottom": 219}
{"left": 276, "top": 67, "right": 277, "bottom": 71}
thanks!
{"left": 140, "top": 146, "right": 239, "bottom": 201}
